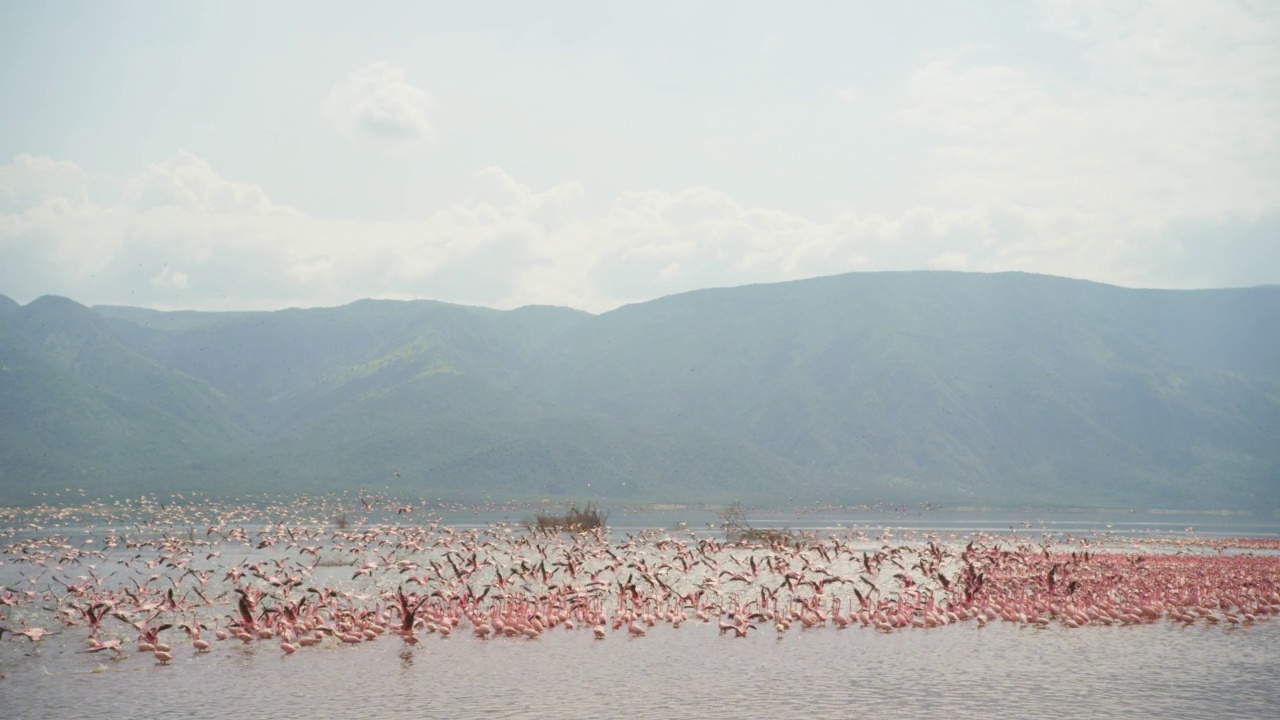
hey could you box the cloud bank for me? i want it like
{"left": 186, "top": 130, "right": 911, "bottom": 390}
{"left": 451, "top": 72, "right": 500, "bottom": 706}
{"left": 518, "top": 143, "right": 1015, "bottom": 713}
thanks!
{"left": 324, "top": 63, "right": 433, "bottom": 147}
{"left": 2, "top": 146, "right": 1274, "bottom": 314}
{"left": 1, "top": 2, "right": 1277, "bottom": 312}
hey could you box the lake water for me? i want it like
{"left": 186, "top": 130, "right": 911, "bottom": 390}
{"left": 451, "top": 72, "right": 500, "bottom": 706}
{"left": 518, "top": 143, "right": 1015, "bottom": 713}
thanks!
{"left": 3, "top": 611, "right": 1277, "bottom": 720}
{"left": 1, "top": 505, "right": 1277, "bottom": 719}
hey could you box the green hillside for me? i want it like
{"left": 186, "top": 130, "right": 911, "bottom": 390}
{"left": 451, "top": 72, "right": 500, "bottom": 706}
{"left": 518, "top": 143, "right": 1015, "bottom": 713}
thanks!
{"left": 519, "top": 274, "right": 1274, "bottom": 506}
{"left": 0, "top": 296, "right": 252, "bottom": 497}
{"left": 2, "top": 272, "right": 1277, "bottom": 510}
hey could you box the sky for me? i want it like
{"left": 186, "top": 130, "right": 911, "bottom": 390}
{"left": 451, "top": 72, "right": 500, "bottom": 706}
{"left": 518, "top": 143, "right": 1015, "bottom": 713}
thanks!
{"left": 1, "top": 0, "right": 1277, "bottom": 313}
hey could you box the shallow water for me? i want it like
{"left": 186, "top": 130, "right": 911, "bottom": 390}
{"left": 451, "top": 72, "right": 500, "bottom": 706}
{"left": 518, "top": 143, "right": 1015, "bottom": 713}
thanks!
{"left": 3, "top": 616, "right": 1277, "bottom": 720}
{"left": 1, "top": 506, "right": 1277, "bottom": 719}
{"left": 602, "top": 507, "right": 1280, "bottom": 540}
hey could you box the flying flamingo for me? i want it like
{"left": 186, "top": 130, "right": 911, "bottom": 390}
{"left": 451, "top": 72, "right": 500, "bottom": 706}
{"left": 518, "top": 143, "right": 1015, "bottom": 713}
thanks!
{"left": 83, "top": 637, "right": 124, "bottom": 658}
{"left": 14, "top": 626, "right": 52, "bottom": 645}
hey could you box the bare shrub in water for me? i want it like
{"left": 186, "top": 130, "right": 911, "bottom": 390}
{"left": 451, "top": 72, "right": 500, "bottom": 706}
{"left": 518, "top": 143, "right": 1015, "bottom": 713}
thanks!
{"left": 718, "top": 502, "right": 803, "bottom": 548}
{"left": 526, "top": 502, "right": 608, "bottom": 533}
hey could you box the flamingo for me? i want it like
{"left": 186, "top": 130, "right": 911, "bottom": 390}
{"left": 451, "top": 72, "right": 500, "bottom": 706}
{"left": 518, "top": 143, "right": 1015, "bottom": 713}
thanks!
{"left": 14, "top": 626, "right": 51, "bottom": 645}
{"left": 83, "top": 637, "right": 124, "bottom": 657}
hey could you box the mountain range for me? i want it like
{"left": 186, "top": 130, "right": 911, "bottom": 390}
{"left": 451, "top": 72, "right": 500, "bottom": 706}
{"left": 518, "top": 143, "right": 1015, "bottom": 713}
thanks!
{"left": 2, "top": 271, "right": 1277, "bottom": 511}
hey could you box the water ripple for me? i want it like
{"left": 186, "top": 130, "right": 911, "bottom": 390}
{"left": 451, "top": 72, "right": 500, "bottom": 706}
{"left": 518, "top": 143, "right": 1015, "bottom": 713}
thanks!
{"left": 4, "top": 620, "right": 1277, "bottom": 719}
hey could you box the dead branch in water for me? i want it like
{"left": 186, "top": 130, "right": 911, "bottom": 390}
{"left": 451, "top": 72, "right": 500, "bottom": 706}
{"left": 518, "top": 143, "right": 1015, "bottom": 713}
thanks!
{"left": 526, "top": 502, "right": 608, "bottom": 533}
{"left": 718, "top": 502, "right": 804, "bottom": 548}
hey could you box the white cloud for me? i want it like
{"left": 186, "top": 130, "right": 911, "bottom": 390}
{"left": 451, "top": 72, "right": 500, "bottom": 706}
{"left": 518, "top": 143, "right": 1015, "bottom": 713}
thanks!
{"left": 124, "top": 151, "right": 277, "bottom": 214}
{"left": 151, "top": 266, "right": 188, "bottom": 289}
{"left": 323, "top": 63, "right": 433, "bottom": 147}
{"left": 876, "top": 0, "right": 1280, "bottom": 292}
{"left": 1, "top": 142, "right": 1276, "bottom": 312}
{"left": 1037, "top": 0, "right": 1279, "bottom": 91}
{"left": 0, "top": 154, "right": 89, "bottom": 213}
{"left": 898, "top": 2, "right": 1280, "bottom": 223}
{"left": 928, "top": 251, "right": 969, "bottom": 271}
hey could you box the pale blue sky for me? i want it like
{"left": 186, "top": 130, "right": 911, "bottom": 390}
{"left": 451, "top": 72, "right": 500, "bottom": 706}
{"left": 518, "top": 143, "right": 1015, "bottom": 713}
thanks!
{"left": 2, "top": 1, "right": 1276, "bottom": 311}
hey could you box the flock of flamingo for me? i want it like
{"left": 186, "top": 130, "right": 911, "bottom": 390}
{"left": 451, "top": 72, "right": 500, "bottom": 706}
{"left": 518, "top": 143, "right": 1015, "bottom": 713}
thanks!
{"left": 1, "top": 494, "right": 1277, "bottom": 673}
